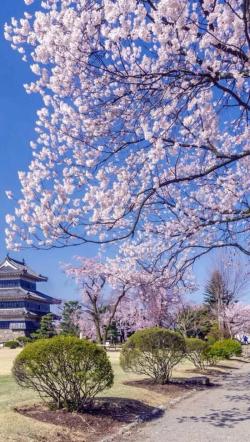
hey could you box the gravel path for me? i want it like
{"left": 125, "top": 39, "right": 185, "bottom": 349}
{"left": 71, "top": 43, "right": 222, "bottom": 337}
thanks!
{"left": 122, "top": 362, "right": 250, "bottom": 442}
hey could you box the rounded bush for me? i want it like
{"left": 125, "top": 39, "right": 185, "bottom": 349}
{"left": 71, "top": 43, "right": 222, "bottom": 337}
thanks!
{"left": 16, "top": 336, "right": 32, "bottom": 347}
{"left": 185, "top": 338, "right": 208, "bottom": 370}
{"left": 13, "top": 335, "right": 114, "bottom": 411}
{"left": 207, "top": 339, "right": 242, "bottom": 361}
{"left": 4, "top": 340, "right": 19, "bottom": 349}
{"left": 120, "top": 327, "right": 185, "bottom": 384}
{"left": 202, "top": 347, "right": 219, "bottom": 366}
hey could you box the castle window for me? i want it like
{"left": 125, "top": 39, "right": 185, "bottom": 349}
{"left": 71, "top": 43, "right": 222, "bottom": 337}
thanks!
{"left": 0, "top": 321, "right": 10, "bottom": 329}
{"left": 0, "top": 280, "right": 19, "bottom": 288}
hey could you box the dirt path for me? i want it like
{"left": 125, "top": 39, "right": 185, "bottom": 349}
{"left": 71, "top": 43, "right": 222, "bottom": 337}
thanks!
{"left": 122, "top": 362, "right": 250, "bottom": 442}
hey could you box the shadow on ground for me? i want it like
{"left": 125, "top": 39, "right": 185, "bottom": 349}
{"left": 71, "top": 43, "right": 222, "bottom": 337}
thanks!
{"left": 176, "top": 370, "right": 250, "bottom": 429}
{"left": 88, "top": 397, "right": 164, "bottom": 422}
{"left": 16, "top": 396, "right": 164, "bottom": 426}
{"left": 177, "top": 407, "right": 250, "bottom": 429}
{"left": 124, "top": 375, "right": 215, "bottom": 395}
{"left": 230, "top": 358, "right": 250, "bottom": 363}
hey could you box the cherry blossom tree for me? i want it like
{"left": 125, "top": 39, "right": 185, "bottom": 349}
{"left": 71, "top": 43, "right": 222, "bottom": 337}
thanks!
{"left": 4, "top": 0, "right": 250, "bottom": 277}
{"left": 222, "top": 303, "right": 250, "bottom": 337}
{"left": 64, "top": 256, "right": 189, "bottom": 342}
{"left": 215, "top": 250, "right": 250, "bottom": 301}
{"left": 134, "top": 281, "right": 182, "bottom": 327}
{"left": 114, "top": 282, "right": 181, "bottom": 337}
{"left": 64, "top": 257, "right": 135, "bottom": 342}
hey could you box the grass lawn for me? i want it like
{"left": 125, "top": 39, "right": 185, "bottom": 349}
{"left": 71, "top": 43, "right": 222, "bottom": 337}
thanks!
{"left": 0, "top": 348, "right": 61, "bottom": 442}
{"left": 0, "top": 347, "right": 242, "bottom": 442}
{"left": 0, "top": 347, "right": 184, "bottom": 441}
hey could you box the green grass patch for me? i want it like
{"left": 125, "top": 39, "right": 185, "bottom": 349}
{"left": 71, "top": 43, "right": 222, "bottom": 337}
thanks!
{"left": 0, "top": 345, "right": 241, "bottom": 441}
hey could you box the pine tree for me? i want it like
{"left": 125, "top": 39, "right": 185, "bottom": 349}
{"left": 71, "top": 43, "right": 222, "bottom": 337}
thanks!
{"left": 204, "top": 270, "right": 234, "bottom": 337}
{"left": 32, "top": 313, "right": 57, "bottom": 339}
{"left": 60, "top": 301, "right": 82, "bottom": 337}
{"left": 204, "top": 270, "right": 233, "bottom": 308}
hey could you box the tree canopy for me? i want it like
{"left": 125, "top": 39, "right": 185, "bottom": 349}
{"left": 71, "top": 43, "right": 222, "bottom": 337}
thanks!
{"left": 4, "top": 0, "right": 250, "bottom": 278}
{"left": 60, "top": 300, "right": 82, "bottom": 337}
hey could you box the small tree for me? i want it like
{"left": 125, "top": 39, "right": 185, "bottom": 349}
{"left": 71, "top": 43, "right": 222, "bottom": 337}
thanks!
{"left": 175, "top": 305, "right": 212, "bottom": 339}
{"left": 60, "top": 301, "right": 82, "bottom": 337}
{"left": 32, "top": 313, "right": 57, "bottom": 339}
{"left": 105, "top": 320, "right": 120, "bottom": 344}
{"left": 120, "top": 328, "right": 186, "bottom": 384}
{"left": 64, "top": 258, "right": 134, "bottom": 344}
{"left": 13, "top": 336, "right": 114, "bottom": 411}
{"left": 185, "top": 338, "right": 208, "bottom": 371}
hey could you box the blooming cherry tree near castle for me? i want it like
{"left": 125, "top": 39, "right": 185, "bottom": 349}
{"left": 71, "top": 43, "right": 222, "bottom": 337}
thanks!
{"left": 64, "top": 257, "right": 138, "bottom": 342}
{"left": 4, "top": 0, "right": 250, "bottom": 277}
{"left": 64, "top": 256, "right": 187, "bottom": 342}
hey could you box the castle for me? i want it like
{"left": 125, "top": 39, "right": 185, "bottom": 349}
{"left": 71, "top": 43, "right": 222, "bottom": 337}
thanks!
{"left": 0, "top": 255, "right": 60, "bottom": 342}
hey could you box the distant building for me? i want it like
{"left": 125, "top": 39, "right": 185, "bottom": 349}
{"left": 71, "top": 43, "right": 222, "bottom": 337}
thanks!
{"left": 0, "top": 255, "right": 61, "bottom": 342}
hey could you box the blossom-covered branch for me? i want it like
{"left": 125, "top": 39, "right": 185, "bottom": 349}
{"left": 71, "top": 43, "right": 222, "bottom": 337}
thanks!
{"left": 4, "top": 0, "right": 250, "bottom": 276}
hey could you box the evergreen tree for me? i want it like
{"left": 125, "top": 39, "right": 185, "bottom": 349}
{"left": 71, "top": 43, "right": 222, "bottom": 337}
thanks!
{"left": 204, "top": 270, "right": 233, "bottom": 309}
{"left": 32, "top": 313, "right": 57, "bottom": 339}
{"left": 60, "top": 301, "right": 82, "bottom": 337}
{"left": 204, "top": 270, "right": 235, "bottom": 337}
{"left": 105, "top": 320, "right": 120, "bottom": 344}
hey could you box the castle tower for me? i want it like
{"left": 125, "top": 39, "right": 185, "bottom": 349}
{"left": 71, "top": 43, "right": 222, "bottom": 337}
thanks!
{"left": 0, "top": 255, "right": 61, "bottom": 342}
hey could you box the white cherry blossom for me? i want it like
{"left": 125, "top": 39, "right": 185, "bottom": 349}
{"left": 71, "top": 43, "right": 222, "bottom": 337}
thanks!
{"left": 4, "top": 0, "right": 250, "bottom": 278}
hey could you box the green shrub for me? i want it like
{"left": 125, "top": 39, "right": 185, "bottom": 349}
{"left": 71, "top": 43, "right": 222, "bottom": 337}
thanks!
{"left": 16, "top": 336, "right": 32, "bottom": 347}
{"left": 31, "top": 313, "right": 57, "bottom": 339}
{"left": 120, "top": 327, "right": 186, "bottom": 384}
{"left": 185, "top": 338, "right": 208, "bottom": 370}
{"left": 4, "top": 340, "right": 19, "bottom": 349}
{"left": 206, "top": 323, "right": 224, "bottom": 345}
{"left": 207, "top": 339, "right": 242, "bottom": 361}
{"left": 13, "top": 335, "right": 114, "bottom": 411}
{"left": 202, "top": 346, "right": 220, "bottom": 366}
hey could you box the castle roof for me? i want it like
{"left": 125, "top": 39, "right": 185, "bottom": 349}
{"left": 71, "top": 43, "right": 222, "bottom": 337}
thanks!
{"left": 0, "top": 286, "right": 61, "bottom": 305}
{"left": 0, "top": 308, "right": 60, "bottom": 321}
{"left": 0, "top": 256, "right": 48, "bottom": 282}
{"left": 0, "top": 308, "right": 39, "bottom": 320}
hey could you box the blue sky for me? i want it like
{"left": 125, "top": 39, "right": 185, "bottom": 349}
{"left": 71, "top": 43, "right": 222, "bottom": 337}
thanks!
{"left": 0, "top": 1, "right": 221, "bottom": 306}
{"left": 0, "top": 0, "right": 101, "bottom": 302}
